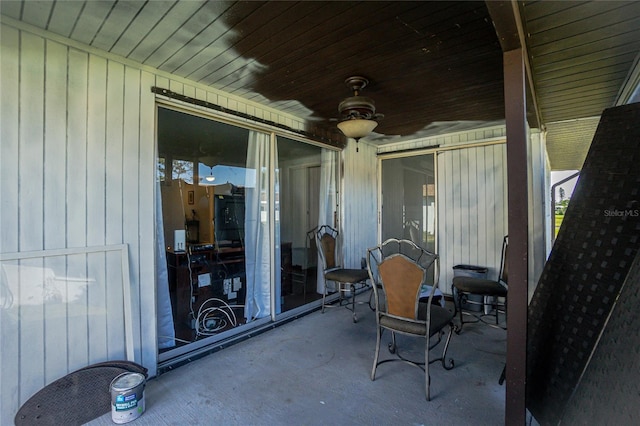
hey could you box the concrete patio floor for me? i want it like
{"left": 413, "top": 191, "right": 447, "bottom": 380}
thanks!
{"left": 88, "top": 301, "right": 507, "bottom": 425}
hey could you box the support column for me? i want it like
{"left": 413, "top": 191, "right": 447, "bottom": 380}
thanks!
{"left": 504, "top": 47, "right": 528, "bottom": 425}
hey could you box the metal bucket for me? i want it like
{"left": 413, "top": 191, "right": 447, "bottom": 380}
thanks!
{"left": 110, "top": 372, "right": 146, "bottom": 424}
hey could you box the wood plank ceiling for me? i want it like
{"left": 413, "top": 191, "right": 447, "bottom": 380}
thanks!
{"left": 520, "top": 0, "right": 640, "bottom": 170}
{"left": 2, "top": 0, "right": 639, "bottom": 170}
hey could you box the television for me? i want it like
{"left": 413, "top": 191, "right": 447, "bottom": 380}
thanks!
{"left": 214, "top": 194, "right": 245, "bottom": 246}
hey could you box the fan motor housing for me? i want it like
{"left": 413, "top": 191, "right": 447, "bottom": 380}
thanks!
{"left": 338, "top": 96, "right": 377, "bottom": 119}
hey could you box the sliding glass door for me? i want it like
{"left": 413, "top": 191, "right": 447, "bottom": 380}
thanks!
{"left": 380, "top": 153, "right": 437, "bottom": 279}
{"left": 156, "top": 106, "right": 337, "bottom": 363}
{"left": 156, "top": 107, "right": 265, "bottom": 357}
{"left": 276, "top": 137, "right": 324, "bottom": 311}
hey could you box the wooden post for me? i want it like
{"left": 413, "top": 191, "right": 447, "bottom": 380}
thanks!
{"left": 504, "top": 47, "right": 528, "bottom": 425}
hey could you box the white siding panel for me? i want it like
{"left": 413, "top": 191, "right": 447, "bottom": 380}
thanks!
{"left": 155, "top": 75, "right": 169, "bottom": 91}
{"left": 341, "top": 142, "right": 377, "bottom": 268}
{"left": 437, "top": 143, "right": 508, "bottom": 294}
{"left": 440, "top": 150, "right": 452, "bottom": 285}
{"left": 0, "top": 24, "right": 20, "bottom": 423}
{"left": 66, "top": 48, "right": 88, "bottom": 248}
{"left": 378, "top": 125, "right": 507, "bottom": 155}
{"left": 86, "top": 54, "right": 110, "bottom": 361}
{"left": 105, "top": 61, "right": 127, "bottom": 362}
{"left": 459, "top": 149, "right": 470, "bottom": 261}
{"left": 19, "top": 32, "right": 45, "bottom": 252}
{"left": 468, "top": 148, "right": 479, "bottom": 261}
{"left": 44, "top": 40, "right": 68, "bottom": 250}
{"left": 16, "top": 33, "right": 48, "bottom": 405}
{"left": 451, "top": 150, "right": 462, "bottom": 262}
{"left": 122, "top": 65, "right": 143, "bottom": 363}
{"left": 476, "top": 147, "right": 488, "bottom": 268}
{"left": 169, "top": 78, "right": 183, "bottom": 94}
{"left": 105, "top": 61, "right": 125, "bottom": 245}
{"left": 1, "top": 25, "right": 20, "bottom": 253}
{"left": 87, "top": 54, "right": 108, "bottom": 247}
{"left": 183, "top": 82, "right": 195, "bottom": 99}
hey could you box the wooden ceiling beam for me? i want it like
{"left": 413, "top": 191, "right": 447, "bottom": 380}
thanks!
{"left": 486, "top": 0, "right": 542, "bottom": 128}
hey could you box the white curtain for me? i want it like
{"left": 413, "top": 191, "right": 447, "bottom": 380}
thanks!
{"left": 156, "top": 179, "right": 175, "bottom": 349}
{"left": 244, "top": 131, "right": 281, "bottom": 320}
{"left": 317, "top": 149, "right": 338, "bottom": 293}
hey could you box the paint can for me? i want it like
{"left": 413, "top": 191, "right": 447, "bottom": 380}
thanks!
{"left": 110, "top": 372, "right": 146, "bottom": 424}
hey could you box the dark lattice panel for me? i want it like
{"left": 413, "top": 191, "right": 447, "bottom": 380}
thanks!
{"left": 526, "top": 102, "right": 640, "bottom": 425}
{"left": 561, "top": 250, "right": 640, "bottom": 424}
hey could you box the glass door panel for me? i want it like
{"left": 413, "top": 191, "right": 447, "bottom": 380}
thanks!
{"left": 381, "top": 154, "right": 436, "bottom": 283}
{"left": 157, "top": 106, "right": 272, "bottom": 358}
{"left": 276, "top": 136, "right": 324, "bottom": 312}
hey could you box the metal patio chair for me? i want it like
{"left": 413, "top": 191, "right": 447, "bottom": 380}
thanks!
{"left": 367, "top": 238, "right": 455, "bottom": 400}
{"left": 452, "top": 236, "right": 508, "bottom": 332}
{"left": 316, "top": 225, "right": 369, "bottom": 322}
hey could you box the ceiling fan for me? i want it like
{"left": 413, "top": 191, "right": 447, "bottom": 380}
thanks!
{"left": 335, "top": 76, "right": 384, "bottom": 151}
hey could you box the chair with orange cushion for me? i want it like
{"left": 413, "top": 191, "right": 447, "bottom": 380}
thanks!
{"left": 366, "top": 238, "right": 455, "bottom": 400}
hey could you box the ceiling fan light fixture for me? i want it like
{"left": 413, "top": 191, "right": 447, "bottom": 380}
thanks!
{"left": 336, "top": 76, "right": 382, "bottom": 151}
{"left": 337, "top": 118, "right": 378, "bottom": 140}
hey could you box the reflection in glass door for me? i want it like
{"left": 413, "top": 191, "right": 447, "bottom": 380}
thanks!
{"left": 276, "top": 136, "right": 325, "bottom": 312}
{"left": 156, "top": 107, "right": 338, "bottom": 365}
{"left": 156, "top": 106, "right": 273, "bottom": 360}
{"left": 381, "top": 154, "right": 436, "bottom": 280}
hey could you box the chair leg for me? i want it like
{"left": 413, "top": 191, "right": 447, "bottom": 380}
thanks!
{"left": 321, "top": 279, "right": 328, "bottom": 313}
{"left": 425, "top": 334, "right": 431, "bottom": 401}
{"left": 456, "top": 289, "right": 466, "bottom": 333}
{"left": 440, "top": 324, "right": 455, "bottom": 370}
{"left": 371, "top": 326, "right": 382, "bottom": 381}
{"left": 389, "top": 331, "right": 397, "bottom": 354}
{"left": 368, "top": 286, "right": 376, "bottom": 311}
{"left": 350, "top": 283, "right": 357, "bottom": 322}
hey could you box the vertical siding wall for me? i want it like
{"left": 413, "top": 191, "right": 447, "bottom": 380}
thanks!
{"left": 0, "top": 19, "right": 310, "bottom": 423}
{"left": 341, "top": 141, "right": 378, "bottom": 268}
{"left": 0, "top": 24, "right": 155, "bottom": 424}
{"left": 438, "top": 143, "right": 509, "bottom": 294}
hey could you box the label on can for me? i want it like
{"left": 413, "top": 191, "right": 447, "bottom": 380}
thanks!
{"left": 115, "top": 393, "right": 139, "bottom": 411}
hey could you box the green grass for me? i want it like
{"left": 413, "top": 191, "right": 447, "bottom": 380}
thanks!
{"left": 555, "top": 214, "right": 564, "bottom": 236}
